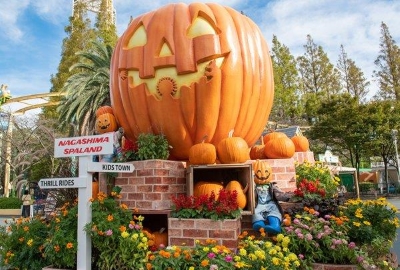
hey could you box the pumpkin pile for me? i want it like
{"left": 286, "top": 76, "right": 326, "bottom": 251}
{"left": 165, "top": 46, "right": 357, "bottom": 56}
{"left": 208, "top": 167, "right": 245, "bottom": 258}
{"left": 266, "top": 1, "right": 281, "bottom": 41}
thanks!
{"left": 193, "top": 180, "right": 248, "bottom": 209}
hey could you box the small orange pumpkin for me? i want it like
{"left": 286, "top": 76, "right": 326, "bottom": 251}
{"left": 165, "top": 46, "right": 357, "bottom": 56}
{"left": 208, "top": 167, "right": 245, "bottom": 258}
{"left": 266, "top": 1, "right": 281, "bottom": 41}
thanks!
{"left": 250, "top": 136, "right": 267, "bottom": 160}
{"left": 263, "top": 131, "right": 287, "bottom": 145}
{"left": 193, "top": 181, "right": 223, "bottom": 199}
{"left": 291, "top": 135, "right": 310, "bottom": 152}
{"left": 153, "top": 228, "right": 168, "bottom": 247}
{"left": 217, "top": 130, "right": 250, "bottom": 164}
{"left": 189, "top": 136, "right": 217, "bottom": 165}
{"left": 92, "top": 181, "right": 99, "bottom": 199}
{"left": 264, "top": 135, "right": 295, "bottom": 159}
{"left": 252, "top": 159, "right": 273, "bottom": 185}
{"left": 225, "top": 180, "right": 247, "bottom": 209}
{"left": 95, "top": 106, "right": 118, "bottom": 134}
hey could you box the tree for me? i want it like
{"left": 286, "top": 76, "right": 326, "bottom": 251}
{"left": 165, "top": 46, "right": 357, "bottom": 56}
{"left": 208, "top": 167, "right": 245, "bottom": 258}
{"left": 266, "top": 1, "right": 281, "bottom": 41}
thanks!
{"left": 306, "top": 94, "right": 369, "bottom": 178}
{"left": 95, "top": 0, "right": 118, "bottom": 47}
{"left": 58, "top": 41, "right": 113, "bottom": 135}
{"left": 363, "top": 100, "right": 400, "bottom": 190}
{"left": 270, "top": 35, "right": 303, "bottom": 124}
{"left": 374, "top": 22, "right": 400, "bottom": 101}
{"left": 43, "top": 1, "right": 95, "bottom": 119}
{"left": 337, "top": 45, "right": 370, "bottom": 103}
{"left": 297, "top": 35, "right": 341, "bottom": 121}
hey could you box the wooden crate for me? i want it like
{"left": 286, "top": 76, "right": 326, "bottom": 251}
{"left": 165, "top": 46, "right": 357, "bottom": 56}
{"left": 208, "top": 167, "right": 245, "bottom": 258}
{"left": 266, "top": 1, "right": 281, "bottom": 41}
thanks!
{"left": 186, "top": 164, "right": 254, "bottom": 214}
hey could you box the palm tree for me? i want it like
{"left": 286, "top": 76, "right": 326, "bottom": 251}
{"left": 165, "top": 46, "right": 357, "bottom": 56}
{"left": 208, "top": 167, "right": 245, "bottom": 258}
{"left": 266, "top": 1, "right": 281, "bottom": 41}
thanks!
{"left": 58, "top": 40, "right": 113, "bottom": 136}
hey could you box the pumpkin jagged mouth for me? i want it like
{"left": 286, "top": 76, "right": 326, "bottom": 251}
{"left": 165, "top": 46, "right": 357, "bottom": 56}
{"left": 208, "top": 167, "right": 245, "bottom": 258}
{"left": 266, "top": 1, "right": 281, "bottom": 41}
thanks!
{"left": 98, "top": 124, "right": 110, "bottom": 130}
{"left": 126, "top": 56, "right": 225, "bottom": 99}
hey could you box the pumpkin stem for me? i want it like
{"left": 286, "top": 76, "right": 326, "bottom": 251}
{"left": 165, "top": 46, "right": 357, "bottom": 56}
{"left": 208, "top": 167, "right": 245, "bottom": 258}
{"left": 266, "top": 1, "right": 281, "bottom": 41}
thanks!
{"left": 260, "top": 135, "right": 264, "bottom": 146}
{"left": 243, "top": 182, "right": 249, "bottom": 193}
{"left": 228, "top": 129, "right": 234, "bottom": 138}
{"left": 201, "top": 135, "right": 208, "bottom": 143}
{"left": 159, "top": 227, "right": 166, "bottom": 234}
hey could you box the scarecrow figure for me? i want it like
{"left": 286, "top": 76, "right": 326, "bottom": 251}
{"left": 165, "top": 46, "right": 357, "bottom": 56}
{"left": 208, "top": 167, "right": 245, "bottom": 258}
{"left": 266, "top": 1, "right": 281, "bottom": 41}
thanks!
{"left": 252, "top": 160, "right": 291, "bottom": 234}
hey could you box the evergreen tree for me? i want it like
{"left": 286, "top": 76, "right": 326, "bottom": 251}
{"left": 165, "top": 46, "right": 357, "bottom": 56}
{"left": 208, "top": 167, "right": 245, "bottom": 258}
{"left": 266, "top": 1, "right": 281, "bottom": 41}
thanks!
{"left": 44, "top": 1, "right": 95, "bottom": 119}
{"left": 374, "top": 22, "right": 400, "bottom": 101}
{"left": 297, "top": 35, "right": 341, "bottom": 122}
{"left": 95, "top": 0, "right": 118, "bottom": 47}
{"left": 337, "top": 45, "right": 370, "bottom": 103}
{"left": 270, "top": 35, "right": 303, "bottom": 125}
{"left": 58, "top": 41, "right": 113, "bottom": 135}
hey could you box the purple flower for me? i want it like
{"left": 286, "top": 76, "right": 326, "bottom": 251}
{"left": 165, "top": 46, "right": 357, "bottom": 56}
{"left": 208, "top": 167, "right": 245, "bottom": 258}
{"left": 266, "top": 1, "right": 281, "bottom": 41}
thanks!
{"left": 208, "top": 252, "right": 216, "bottom": 259}
{"left": 298, "top": 254, "right": 304, "bottom": 260}
{"left": 129, "top": 223, "right": 134, "bottom": 229}
{"left": 357, "top": 256, "right": 364, "bottom": 263}
{"left": 305, "top": 233, "right": 313, "bottom": 241}
{"left": 293, "top": 218, "right": 300, "bottom": 224}
{"left": 225, "top": 255, "right": 233, "bottom": 262}
{"left": 210, "top": 265, "right": 219, "bottom": 270}
{"left": 348, "top": 242, "right": 356, "bottom": 249}
{"left": 297, "top": 233, "right": 304, "bottom": 239}
{"left": 106, "top": 229, "right": 113, "bottom": 236}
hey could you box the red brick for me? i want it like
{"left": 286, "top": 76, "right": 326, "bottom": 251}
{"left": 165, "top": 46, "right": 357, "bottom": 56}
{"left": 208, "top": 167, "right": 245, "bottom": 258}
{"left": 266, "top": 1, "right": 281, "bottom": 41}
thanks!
{"left": 145, "top": 177, "right": 162, "bottom": 184}
{"left": 115, "top": 178, "right": 129, "bottom": 185}
{"left": 154, "top": 169, "right": 170, "bottom": 176}
{"left": 137, "top": 185, "right": 153, "bottom": 193}
{"left": 194, "top": 219, "right": 222, "bottom": 230}
{"left": 121, "top": 185, "right": 136, "bottom": 193}
{"left": 168, "top": 228, "right": 182, "bottom": 237}
{"left": 169, "top": 237, "right": 194, "bottom": 247}
{"left": 169, "top": 218, "right": 195, "bottom": 228}
{"left": 129, "top": 177, "right": 145, "bottom": 185}
{"left": 168, "top": 184, "right": 185, "bottom": 193}
{"left": 161, "top": 177, "right": 177, "bottom": 184}
{"left": 145, "top": 193, "right": 162, "bottom": 200}
{"left": 183, "top": 229, "right": 208, "bottom": 238}
{"left": 210, "top": 230, "right": 236, "bottom": 239}
{"left": 137, "top": 169, "right": 154, "bottom": 176}
{"left": 128, "top": 193, "right": 143, "bottom": 200}
{"left": 136, "top": 201, "right": 152, "bottom": 209}
{"left": 153, "top": 185, "right": 169, "bottom": 192}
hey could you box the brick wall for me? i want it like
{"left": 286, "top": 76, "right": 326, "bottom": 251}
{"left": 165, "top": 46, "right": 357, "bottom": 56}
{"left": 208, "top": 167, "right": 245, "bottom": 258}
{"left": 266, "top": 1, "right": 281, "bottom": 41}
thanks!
{"left": 114, "top": 160, "right": 187, "bottom": 210}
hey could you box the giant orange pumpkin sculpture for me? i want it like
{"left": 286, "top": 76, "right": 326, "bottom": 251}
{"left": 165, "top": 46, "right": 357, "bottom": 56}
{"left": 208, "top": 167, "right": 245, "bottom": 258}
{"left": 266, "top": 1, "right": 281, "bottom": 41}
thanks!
{"left": 110, "top": 3, "right": 274, "bottom": 160}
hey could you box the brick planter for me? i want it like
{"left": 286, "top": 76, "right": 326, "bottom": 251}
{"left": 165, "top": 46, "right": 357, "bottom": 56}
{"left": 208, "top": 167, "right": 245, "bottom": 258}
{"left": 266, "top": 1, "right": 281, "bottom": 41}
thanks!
{"left": 312, "top": 263, "right": 357, "bottom": 270}
{"left": 115, "top": 160, "right": 186, "bottom": 210}
{"left": 168, "top": 217, "right": 241, "bottom": 251}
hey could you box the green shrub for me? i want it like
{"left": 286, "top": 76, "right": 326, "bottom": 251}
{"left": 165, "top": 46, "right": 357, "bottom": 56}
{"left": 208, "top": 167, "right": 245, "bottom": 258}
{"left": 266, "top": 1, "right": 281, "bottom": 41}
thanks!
{"left": 0, "top": 197, "right": 22, "bottom": 209}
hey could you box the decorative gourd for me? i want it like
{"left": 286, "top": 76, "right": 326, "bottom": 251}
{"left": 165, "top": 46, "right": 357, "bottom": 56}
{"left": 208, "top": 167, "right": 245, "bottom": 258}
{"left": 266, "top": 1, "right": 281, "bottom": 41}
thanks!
{"left": 193, "top": 181, "right": 223, "bottom": 199}
{"left": 110, "top": 3, "right": 274, "bottom": 160}
{"left": 252, "top": 159, "right": 273, "bottom": 185}
{"left": 225, "top": 180, "right": 247, "bottom": 209}
{"left": 291, "top": 135, "right": 310, "bottom": 152}
{"left": 217, "top": 130, "right": 250, "bottom": 164}
{"left": 153, "top": 228, "right": 168, "bottom": 247}
{"left": 249, "top": 136, "right": 267, "bottom": 160}
{"left": 95, "top": 106, "right": 118, "bottom": 134}
{"left": 189, "top": 136, "right": 217, "bottom": 165}
{"left": 263, "top": 131, "right": 287, "bottom": 145}
{"left": 264, "top": 135, "right": 295, "bottom": 159}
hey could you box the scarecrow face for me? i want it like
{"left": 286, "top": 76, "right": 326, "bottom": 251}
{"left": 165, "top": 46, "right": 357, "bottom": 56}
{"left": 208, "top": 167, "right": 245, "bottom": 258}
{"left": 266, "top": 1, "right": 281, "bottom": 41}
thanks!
{"left": 253, "top": 160, "right": 273, "bottom": 185}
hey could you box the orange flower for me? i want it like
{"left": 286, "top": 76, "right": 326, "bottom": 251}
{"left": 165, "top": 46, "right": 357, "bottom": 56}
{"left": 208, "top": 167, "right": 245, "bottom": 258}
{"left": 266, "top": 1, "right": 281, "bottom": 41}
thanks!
{"left": 23, "top": 226, "right": 29, "bottom": 232}
{"left": 146, "top": 263, "right": 153, "bottom": 270}
{"left": 201, "top": 259, "right": 209, "bottom": 267}
{"left": 54, "top": 245, "right": 60, "bottom": 252}
{"left": 119, "top": 225, "right": 126, "bottom": 232}
{"left": 66, "top": 242, "right": 74, "bottom": 249}
{"left": 107, "top": 214, "right": 114, "bottom": 221}
{"left": 19, "top": 237, "right": 24, "bottom": 242}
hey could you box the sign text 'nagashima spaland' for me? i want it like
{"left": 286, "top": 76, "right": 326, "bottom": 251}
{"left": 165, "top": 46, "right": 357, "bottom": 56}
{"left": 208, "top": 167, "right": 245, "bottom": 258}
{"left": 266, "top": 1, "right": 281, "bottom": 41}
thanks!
{"left": 54, "top": 133, "right": 113, "bottom": 158}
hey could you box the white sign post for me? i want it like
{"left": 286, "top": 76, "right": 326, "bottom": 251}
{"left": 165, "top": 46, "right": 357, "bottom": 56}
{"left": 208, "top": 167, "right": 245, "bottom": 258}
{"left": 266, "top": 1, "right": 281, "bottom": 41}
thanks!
{"left": 52, "top": 133, "right": 114, "bottom": 270}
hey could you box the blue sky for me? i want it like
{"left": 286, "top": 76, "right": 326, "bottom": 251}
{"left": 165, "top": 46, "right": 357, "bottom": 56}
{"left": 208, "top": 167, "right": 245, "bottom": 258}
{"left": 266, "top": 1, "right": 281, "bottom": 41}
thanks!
{"left": 0, "top": 0, "right": 400, "bottom": 114}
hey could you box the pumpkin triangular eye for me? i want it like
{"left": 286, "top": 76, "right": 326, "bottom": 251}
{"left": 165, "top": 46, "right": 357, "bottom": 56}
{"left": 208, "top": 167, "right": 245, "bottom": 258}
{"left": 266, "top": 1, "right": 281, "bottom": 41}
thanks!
{"left": 187, "top": 16, "right": 217, "bottom": 38}
{"left": 159, "top": 40, "right": 173, "bottom": 57}
{"left": 127, "top": 24, "right": 147, "bottom": 48}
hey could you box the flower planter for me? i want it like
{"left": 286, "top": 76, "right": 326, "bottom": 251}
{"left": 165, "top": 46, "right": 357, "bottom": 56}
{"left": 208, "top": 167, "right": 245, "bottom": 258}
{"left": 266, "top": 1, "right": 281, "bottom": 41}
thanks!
{"left": 168, "top": 217, "right": 241, "bottom": 251}
{"left": 312, "top": 263, "right": 357, "bottom": 270}
{"left": 42, "top": 266, "right": 71, "bottom": 270}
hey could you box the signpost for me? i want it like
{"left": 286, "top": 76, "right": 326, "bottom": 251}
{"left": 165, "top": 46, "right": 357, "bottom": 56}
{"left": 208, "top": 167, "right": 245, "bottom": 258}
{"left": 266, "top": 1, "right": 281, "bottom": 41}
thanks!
{"left": 40, "top": 132, "right": 135, "bottom": 270}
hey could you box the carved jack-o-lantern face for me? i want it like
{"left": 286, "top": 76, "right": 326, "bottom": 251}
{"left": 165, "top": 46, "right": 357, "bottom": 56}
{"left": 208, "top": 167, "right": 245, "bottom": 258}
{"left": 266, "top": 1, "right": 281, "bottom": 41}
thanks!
{"left": 253, "top": 160, "right": 273, "bottom": 185}
{"left": 95, "top": 106, "right": 118, "bottom": 134}
{"left": 110, "top": 3, "right": 274, "bottom": 160}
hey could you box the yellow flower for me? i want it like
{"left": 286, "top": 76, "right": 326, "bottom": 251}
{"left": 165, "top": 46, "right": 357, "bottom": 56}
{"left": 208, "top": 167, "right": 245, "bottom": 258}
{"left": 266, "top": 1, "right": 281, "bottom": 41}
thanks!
{"left": 239, "top": 248, "right": 247, "bottom": 256}
{"left": 272, "top": 257, "right": 280, "bottom": 265}
{"left": 27, "top": 239, "right": 33, "bottom": 246}
{"left": 121, "top": 231, "right": 129, "bottom": 238}
{"left": 353, "top": 221, "right": 361, "bottom": 227}
{"left": 363, "top": 220, "right": 371, "bottom": 226}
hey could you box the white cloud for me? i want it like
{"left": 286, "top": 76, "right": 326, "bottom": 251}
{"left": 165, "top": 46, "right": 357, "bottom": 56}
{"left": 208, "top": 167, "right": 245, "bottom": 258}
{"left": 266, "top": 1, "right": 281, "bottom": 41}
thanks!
{"left": 31, "top": 0, "right": 72, "bottom": 24}
{"left": 0, "top": 0, "right": 30, "bottom": 42}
